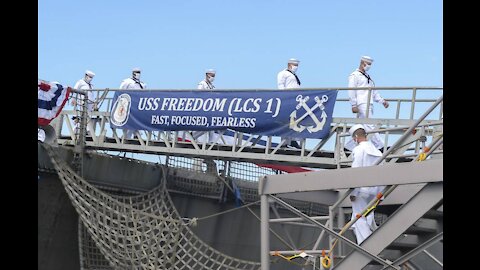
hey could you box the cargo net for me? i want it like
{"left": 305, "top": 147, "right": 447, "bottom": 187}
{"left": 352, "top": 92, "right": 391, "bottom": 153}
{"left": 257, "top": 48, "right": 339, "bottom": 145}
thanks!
{"left": 43, "top": 144, "right": 261, "bottom": 270}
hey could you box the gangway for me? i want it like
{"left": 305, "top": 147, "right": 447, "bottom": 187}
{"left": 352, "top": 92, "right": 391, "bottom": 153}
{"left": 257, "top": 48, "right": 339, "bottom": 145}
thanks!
{"left": 50, "top": 87, "right": 443, "bottom": 169}
{"left": 39, "top": 85, "right": 443, "bottom": 269}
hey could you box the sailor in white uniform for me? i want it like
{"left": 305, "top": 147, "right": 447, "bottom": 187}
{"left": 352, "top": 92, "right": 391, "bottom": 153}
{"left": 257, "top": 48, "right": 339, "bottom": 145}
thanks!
{"left": 191, "top": 69, "right": 218, "bottom": 173}
{"left": 120, "top": 67, "right": 147, "bottom": 90}
{"left": 346, "top": 56, "right": 389, "bottom": 151}
{"left": 198, "top": 68, "right": 216, "bottom": 90}
{"left": 72, "top": 70, "right": 97, "bottom": 112}
{"left": 194, "top": 69, "right": 225, "bottom": 143}
{"left": 196, "top": 69, "right": 234, "bottom": 143}
{"left": 277, "top": 58, "right": 301, "bottom": 89}
{"left": 119, "top": 68, "right": 146, "bottom": 139}
{"left": 277, "top": 58, "right": 302, "bottom": 149}
{"left": 348, "top": 124, "right": 386, "bottom": 244}
{"left": 72, "top": 70, "right": 98, "bottom": 134}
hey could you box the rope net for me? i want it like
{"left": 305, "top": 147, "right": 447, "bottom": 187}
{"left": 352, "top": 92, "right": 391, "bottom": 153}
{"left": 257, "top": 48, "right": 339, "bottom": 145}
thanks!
{"left": 44, "top": 145, "right": 261, "bottom": 270}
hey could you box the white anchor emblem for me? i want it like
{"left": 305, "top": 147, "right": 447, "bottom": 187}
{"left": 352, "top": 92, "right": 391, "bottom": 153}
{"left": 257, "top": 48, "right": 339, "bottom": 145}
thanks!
{"left": 289, "top": 95, "right": 329, "bottom": 133}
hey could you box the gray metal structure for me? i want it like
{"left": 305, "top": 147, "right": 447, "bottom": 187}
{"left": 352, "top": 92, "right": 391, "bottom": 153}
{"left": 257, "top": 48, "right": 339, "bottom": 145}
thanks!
{"left": 260, "top": 162, "right": 443, "bottom": 269}
{"left": 38, "top": 144, "right": 334, "bottom": 270}
{"left": 258, "top": 92, "right": 443, "bottom": 269}
{"left": 40, "top": 86, "right": 443, "bottom": 269}
{"left": 53, "top": 87, "right": 443, "bottom": 169}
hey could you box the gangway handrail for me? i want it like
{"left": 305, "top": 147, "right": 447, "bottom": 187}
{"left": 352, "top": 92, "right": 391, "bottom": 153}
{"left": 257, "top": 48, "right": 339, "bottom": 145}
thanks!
{"left": 322, "top": 96, "right": 443, "bottom": 259}
{"left": 83, "top": 86, "right": 442, "bottom": 113}
{"left": 330, "top": 135, "right": 443, "bottom": 246}
{"left": 52, "top": 86, "right": 442, "bottom": 170}
{"left": 311, "top": 133, "right": 442, "bottom": 253}
{"left": 324, "top": 135, "right": 443, "bottom": 266}
{"left": 330, "top": 94, "right": 443, "bottom": 211}
{"left": 77, "top": 86, "right": 444, "bottom": 91}
{"left": 336, "top": 97, "right": 440, "bottom": 102}
{"left": 337, "top": 120, "right": 443, "bottom": 137}
{"left": 265, "top": 136, "right": 443, "bottom": 270}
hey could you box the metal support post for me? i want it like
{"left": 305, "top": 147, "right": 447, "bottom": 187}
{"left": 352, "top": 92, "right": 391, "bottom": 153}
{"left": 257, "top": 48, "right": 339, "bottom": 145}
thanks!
{"left": 55, "top": 114, "right": 63, "bottom": 138}
{"left": 395, "top": 99, "right": 401, "bottom": 122}
{"left": 328, "top": 205, "right": 335, "bottom": 268}
{"left": 439, "top": 100, "right": 443, "bottom": 119}
{"left": 366, "top": 89, "right": 372, "bottom": 118}
{"left": 337, "top": 207, "right": 345, "bottom": 257}
{"left": 410, "top": 88, "right": 417, "bottom": 119}
{"left": 383, "top": 125, "right": 390, "bottom": 154}
{"left": 334, "top": 126, "right": 343, "bottom": 168}
{"left": 72, "top": 93, "right": 88, "bottom": 177}
{"left": 261, "top": 194, "right": 270, "bottom": 270}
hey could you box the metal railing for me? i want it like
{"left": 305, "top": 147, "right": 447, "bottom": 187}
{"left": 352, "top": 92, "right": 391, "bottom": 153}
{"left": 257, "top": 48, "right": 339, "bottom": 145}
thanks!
{"left": 44, "top": 84, "right": 443, "bottom": 269}
{"left": 52, "top": 86, "right": 443, "bottom": 170}
{"left": 257, "top": 94, "right": 443, "bottom": 270}
{"left": 259, "top": 156, "right": 443, "bottom": 270}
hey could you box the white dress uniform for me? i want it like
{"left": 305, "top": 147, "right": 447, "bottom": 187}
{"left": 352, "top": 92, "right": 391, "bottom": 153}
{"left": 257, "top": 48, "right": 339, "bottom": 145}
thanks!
{"left": 189, "top": 75, "right": 218, "bottom": 173}
{"left": 346, "top": 69, "right": 386, "bottom": 150}
{"left": 73, "top": 78, "right": 97, "bottom": 134}
{"left": 119, "top": 78, "right": 146, "bottom": 90}
{"left": 277, "top": 69, "right": 300, "bottom": 89}
{"left": 350, "top": 140, "right": 386, "bottom": 244}
{"left": 119, "top": 77, "right": 146, "bottom": 139}
{"left": 195, "top": 79, "right": 216, "bottom": 144}
{"left": 277, "top": 67, "right": 302, "bottom": 146}
{"left": 73, "top": 79, "right": 96, "bottom": 113}
{"left": 197, "top": 79, "right": 215, "bottom": 90}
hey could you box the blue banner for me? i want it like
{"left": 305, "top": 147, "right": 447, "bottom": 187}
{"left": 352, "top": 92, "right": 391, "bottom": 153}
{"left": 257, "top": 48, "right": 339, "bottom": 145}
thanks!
{"left": 110, "top": 90, "right": 337, "bottom": 139}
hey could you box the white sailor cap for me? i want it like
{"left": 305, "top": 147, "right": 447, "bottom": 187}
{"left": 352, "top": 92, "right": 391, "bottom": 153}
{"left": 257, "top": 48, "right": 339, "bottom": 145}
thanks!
{"left": 132, "top": 67, "right": 141, "bottom": 73}
{"left": 361, "top": 56, "right": 374, "bottom": 63}
{"left": 349, "top": 124, "right": 366, "bottom": 136}
{"left": 288, "top": 58, "right": 300, "bottom": 64}
{"left": 85, "top": 70, "right": 95, "bottom": 77}
{"left": 205, "top": 69, "right": 216, "bottom": 74}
